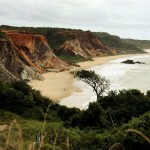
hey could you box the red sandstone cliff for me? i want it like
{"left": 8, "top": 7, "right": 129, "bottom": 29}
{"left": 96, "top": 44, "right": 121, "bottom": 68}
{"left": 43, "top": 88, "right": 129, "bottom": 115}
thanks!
{"left": 0, "top": 29, "right": 116, "bottom": 81}
{"left": 0, "top": 31, "right": 69, "bottom": 80}
{"left": 54, "top": 30, "right": 116, "bottom": 58}
{"left": 5, "top": 31, "right": 68, "bottom": 72}
{"left": 0, "top": 38, "right": 44, "bottom": 81}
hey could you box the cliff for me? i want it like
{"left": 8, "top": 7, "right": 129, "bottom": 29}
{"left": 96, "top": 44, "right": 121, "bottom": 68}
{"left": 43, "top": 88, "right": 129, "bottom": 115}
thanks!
{"left": 0, "top": 38, "right": 44, "bottom": 81}
{"left": 53, "top": 30, "right": 115, "bottom": 58}
{"left": 0, "top": 26, "right": 146, "bottom": 81}
{"left": 5, "top": 31, "right": 68, "bottom": 71}
{"left": 0, "top": 31, "right": 69, "bottom": 81}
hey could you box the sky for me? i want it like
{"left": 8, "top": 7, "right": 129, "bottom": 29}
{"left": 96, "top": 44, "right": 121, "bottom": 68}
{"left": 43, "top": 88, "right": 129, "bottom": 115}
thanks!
{"left": 0, "top": 0, "right": 150, "bottom": 40}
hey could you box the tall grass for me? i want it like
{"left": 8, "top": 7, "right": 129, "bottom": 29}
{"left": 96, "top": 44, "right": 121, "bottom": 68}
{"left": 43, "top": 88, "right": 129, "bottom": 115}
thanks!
{"left": 2, "top": 102, "right": 72, "bottom": 150}
{"left": 109, "top": 128, "right": 150, "bottom": 150}
{"left": 65, "top": 135, "right": 70, "bottom": 150}
{"left": 109, "top": 143, "right": 124, "bottom": 150}
{"left": 38, "top": 103, "right": 51, "bottom": 150}
{"left": 126, "top": 129, "right": 150, "bottom": 144}
{"left": 2, "top": 121, "right": 150, "bottom": 150}
{"left": 5, "top": 119, "right": 23, "bottom": 150}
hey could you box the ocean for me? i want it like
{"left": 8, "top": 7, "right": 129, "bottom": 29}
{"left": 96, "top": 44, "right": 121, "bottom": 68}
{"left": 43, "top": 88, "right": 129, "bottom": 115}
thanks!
{"left": 60, "top": 50, "right": 150, "bottom": 109}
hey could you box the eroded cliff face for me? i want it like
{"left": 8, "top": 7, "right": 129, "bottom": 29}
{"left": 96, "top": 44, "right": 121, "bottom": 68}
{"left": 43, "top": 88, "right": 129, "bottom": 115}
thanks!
{"left": 5, "top": 31, "right": 68, "bottom": 72}
{"left": 0, "top": 29, "right": 116, "bottom": 81}
{"left": 55, "top": 30, "right": 116, "bottom": 58}
{"left": 0, "top": 31, "right": 69, "bottom": 81}
{"left": 0, "top": 39, "right": 44, "bottom": 81}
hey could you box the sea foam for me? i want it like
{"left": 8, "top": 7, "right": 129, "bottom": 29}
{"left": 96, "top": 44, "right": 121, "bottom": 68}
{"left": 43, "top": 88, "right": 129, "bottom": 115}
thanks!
{"left": 60, "top": 53, "right": 150, "bottom": 109}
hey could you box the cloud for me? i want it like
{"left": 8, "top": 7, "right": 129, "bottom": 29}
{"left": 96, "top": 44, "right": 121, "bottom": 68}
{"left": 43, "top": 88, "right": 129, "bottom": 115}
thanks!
{"left": 0, "top": 0, "right": 150, "bottom": 39}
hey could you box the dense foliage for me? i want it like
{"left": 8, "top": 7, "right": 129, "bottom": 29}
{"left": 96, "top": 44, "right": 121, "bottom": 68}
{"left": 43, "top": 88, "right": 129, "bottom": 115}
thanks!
{"left": 123, "top": 38, "right": 150, "bottom": 49}
{"left": 0, "top": 80, "right": 80, "bottom": 121}
{"left": 58, "top": 54, "right": 92, "bottom": 65}
{"left": 99, "top": 90, "right": 150, "bottom": 126}
{"left": 0, "top": 32, "right": 5, "bottom": 39}
{"left": 94, "top": 32, "right": 145, "bottom": 53}
{"left": 0, "top": 79, "right": 150, "bottom": 149}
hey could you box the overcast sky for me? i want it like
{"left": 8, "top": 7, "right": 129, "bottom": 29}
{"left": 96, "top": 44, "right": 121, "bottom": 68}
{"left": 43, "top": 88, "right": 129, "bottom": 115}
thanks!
{"left": 0, "top": 0, "right": 150, "bottom": 40}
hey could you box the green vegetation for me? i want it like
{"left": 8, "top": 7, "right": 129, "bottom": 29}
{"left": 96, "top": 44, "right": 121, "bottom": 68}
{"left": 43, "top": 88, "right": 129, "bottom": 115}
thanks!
{"left": 58, "top": 54, "right": 92, "bottom": 65}
{"left": 123, "top": 39, "right": 150, "bottom": 49}
{"left": 74, "top": 70, "right": 110, "bottom": 100}
{"left": 94, "top": 32, "right": 145, "bottom": 53}
{"left": 1, "top": 110, "right": 150, "bottom": 150}
{"left": 0, "top": 80, "right": 80, "bottom": 122}
{"left": 0, "top": 25, "right": 72, "bottom": 49}
{"left": 0, "top": 25, "right": 150, "bottom": 149}
{"left": 0, "top": 76, "right": 150, "bottom": 149}
{"left": 0, "top": 32, "right": 6, "bottom": 39}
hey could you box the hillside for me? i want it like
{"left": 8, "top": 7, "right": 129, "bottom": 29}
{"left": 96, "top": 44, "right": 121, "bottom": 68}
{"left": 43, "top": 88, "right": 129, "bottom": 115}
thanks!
{"left": 53, "top": 30, "right": 117, "bottom": 63}
{"left": 0, "top": 25, "right": 148, "bottom": 81}
{"left": 93, "top": 32, "right": 145, "bottom": 54}
{"left": 0, "top": 80, "right": 150, "bottom": 150}
{"left": 0, "top": 26, "right": 115, "bottom": 62}
{"left": 123, "top": 39, "right": 150, "bottom": 49}
{"left": 0, "top": 25, "right": 146, "bottom": 63}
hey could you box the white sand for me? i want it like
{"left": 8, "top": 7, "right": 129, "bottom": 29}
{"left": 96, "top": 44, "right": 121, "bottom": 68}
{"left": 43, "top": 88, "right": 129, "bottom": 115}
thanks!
{"left": 29, "top": 71, "right": 80, "bottom": 102}
{"left": 29, "top": 53, "right": 149, "bottom": 102}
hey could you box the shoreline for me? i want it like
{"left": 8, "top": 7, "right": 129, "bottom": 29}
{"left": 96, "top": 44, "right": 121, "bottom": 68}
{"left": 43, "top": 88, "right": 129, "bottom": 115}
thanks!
{"left": 29, "top": 52, "right": 149, "bottom": 102}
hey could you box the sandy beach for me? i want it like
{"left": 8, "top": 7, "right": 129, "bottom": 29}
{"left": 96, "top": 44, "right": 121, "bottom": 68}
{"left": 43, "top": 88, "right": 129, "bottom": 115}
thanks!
{"left": 29, "top": 53, "right": 149, "bottom": 102}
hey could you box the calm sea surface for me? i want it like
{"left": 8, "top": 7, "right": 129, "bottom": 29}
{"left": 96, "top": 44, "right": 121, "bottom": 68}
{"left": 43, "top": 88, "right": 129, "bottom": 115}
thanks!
{"left": 60, "top": 50, "right": 150, "bottom": 109}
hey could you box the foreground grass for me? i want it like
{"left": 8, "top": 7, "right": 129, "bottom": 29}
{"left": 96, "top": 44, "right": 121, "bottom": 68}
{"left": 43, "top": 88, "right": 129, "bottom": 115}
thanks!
{"left": 0, "top": 110, "right": 150, "bottom": 150}
{"left": 0, "top": 111, "right": 64, "bottom": 150}
{"left": 0, "top": 80, "right": 150, "bottom": 149}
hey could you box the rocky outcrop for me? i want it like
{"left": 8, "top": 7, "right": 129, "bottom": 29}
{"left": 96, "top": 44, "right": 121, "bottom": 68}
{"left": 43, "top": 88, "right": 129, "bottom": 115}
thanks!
{"left": 0, "top": 31, "right": 69, "bottom": 81}
{"left": 5, "top": 31, "right": 68, "bottom": 72}
{"left": 0, "top": 39, "right": 44, "bottom": 81}
{"left": 54, "top": 30, "right": 115, "bottom": 58}
{"left": 121, "top": 59, "right": 145, "bottom": 64}
{"left": 0, "top": 29, "right": 119, "bottom": 81}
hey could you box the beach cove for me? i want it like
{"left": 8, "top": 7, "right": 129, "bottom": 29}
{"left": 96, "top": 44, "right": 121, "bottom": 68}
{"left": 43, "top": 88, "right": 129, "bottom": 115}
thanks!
{"left": 29, "top": 51, "right": 150, "bottom": 108}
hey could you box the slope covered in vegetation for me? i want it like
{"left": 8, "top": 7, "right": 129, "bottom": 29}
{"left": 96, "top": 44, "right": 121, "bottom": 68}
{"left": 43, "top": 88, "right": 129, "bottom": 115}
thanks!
{"left": 123, "top": 39, "right": 150, "bottom": 49}
{"left": 94, "top": 32, "right": 145, "bottom": 54}
{"left": 0, "top": 79, "right": 150, "bottom": 150}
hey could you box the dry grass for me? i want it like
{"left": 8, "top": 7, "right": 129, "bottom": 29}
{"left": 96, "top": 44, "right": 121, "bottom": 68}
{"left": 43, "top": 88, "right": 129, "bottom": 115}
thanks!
{"left": 109, "top": 143, "right": 124, "bottom": 150}
{"left": 3, "top": 103, "right": 52, "bottom": 150}
{"left": 126, "top": 128, "right": 150, "bottom": 144}
{"left": 38, "top": 102, "right": 52, "bottom": 150}
{"left": 2, "top": 121, "right": 150, "bottom": 150}
{"left": 53, "top": 132, "right": 58, "bottom": 150}
{"left": 5, "top": 119, "right": 23, "bottom": 150}
{"left": 1, "top": 102, "right": 59, "bottom": 150}
{"left": 109, "top": 128, "right": 150, "bottom": 150}
{"left": 65, "top": 135, "right": 70, "bottom": 150}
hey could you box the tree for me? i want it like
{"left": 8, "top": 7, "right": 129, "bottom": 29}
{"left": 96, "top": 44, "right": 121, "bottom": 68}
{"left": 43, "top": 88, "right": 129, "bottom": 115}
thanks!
{"left": 74, "top": 69, "right": 110, "bottom": 100}
{"left": 79, "top": 102, "right": 108, "bottom": 128}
